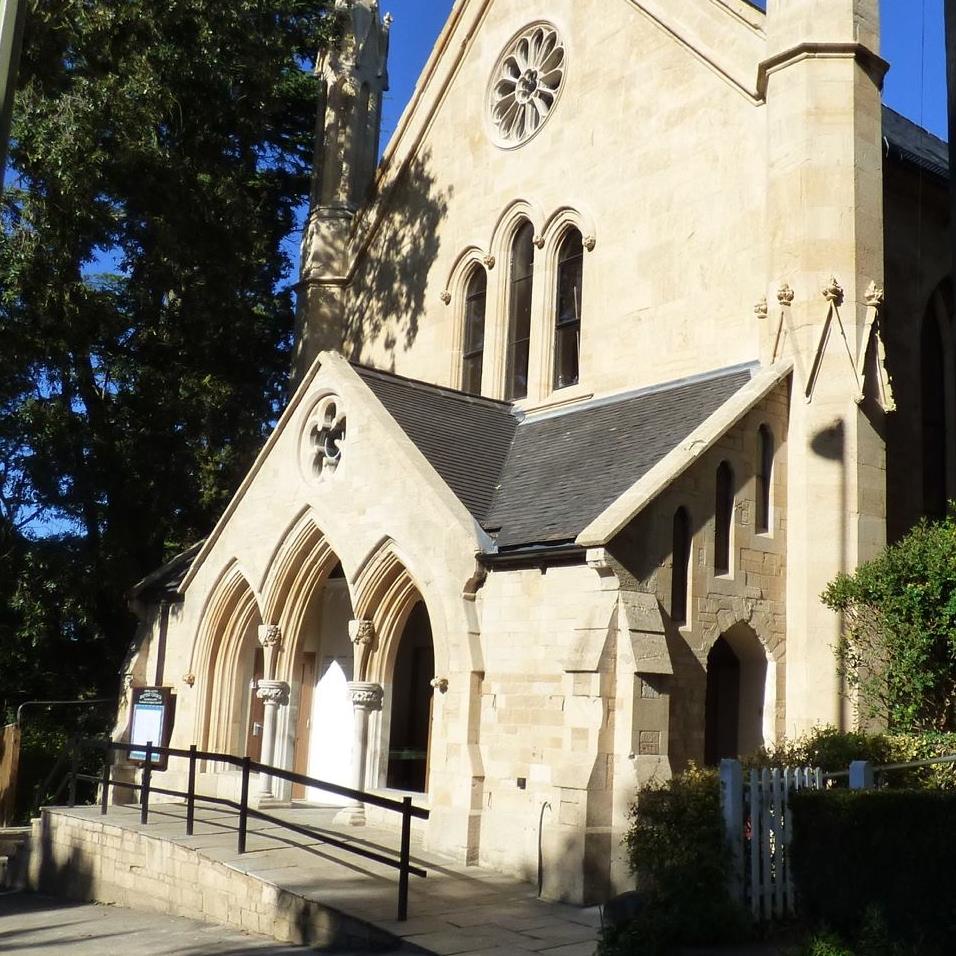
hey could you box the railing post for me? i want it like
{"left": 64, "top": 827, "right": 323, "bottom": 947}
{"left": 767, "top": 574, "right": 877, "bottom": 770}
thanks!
{"left": 141, "top": 741, "right": 153, "bottom": 824}
{"left": 849, "top": 760, "right": 874, "bottom": 790}
{"left": 719, "top": 759, "right": 745, "bottom": 905}
{"left": 100, "top": 744, "right": 111, "bottom": 815}
{"left": 186, "top": 744, "right": 197, "bottom": 836}
{"left": 68, "top": 736, "right": 79, "bottom": 807}
{"left": 238, "top": 755, "right": 251, "bottom": 854}
{"left": 397, "top": 796, "right": 412, "bottom": 921}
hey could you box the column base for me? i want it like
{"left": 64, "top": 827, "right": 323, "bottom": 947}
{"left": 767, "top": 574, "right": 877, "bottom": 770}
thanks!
{"left": 333, "top": 804, "right": 367, "bottom": 826}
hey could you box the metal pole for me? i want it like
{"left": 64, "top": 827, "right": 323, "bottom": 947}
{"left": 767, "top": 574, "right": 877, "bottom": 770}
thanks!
{"left": 237, "top": 756, "right": 250, "bottom": 854}
{"left": 100, "top": 744, "right": 111, "bottom": 815}
{"left": 0, "top": 0, "right": 27, "bottom": 197}
{"left": 397, "top": 796, "right": 412, "bottom": 921}
{"left": 141, "top": 741, "right": 152, "bottom": 825}
{"left": 186, "top": 744, "right": 197, "bottom": 836}
{"left": 15, "top": 698, "right": 115, "bottom": 729}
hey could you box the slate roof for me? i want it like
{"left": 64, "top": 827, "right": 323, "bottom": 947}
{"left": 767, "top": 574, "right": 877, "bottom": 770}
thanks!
{"left": 883, "top": 106, "right": 949, "bottom": 180}
{"left": 486, "top": 367, "right": 755, "bottom": 549}
{"left": 358, "top": 363, "right": 756, "bottom": 552}
{"left": 355, "top": 366, "right": 518, "bottom": 525}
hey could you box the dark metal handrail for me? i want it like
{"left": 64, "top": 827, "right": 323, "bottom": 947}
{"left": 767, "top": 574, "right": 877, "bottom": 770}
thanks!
{"left": 56, "top": 737, "right": 429, "bottom": 921}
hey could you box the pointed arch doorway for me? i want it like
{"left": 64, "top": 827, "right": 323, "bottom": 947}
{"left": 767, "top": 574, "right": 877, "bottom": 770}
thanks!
{"left": 704, "top": 623, "right": 773, "bottom": 764}
{"left": 385, "top": 601, "right": 435, "bottom": 792}
{"left": 289, "top": 562, "right": 357, "bottom": 802}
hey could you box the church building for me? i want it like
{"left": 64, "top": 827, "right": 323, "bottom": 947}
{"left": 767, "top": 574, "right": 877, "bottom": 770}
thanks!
{"left": 120, "top": 0, "right": 952, "bottom": 903}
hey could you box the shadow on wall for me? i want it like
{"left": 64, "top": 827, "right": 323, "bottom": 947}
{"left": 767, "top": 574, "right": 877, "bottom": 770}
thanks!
{"left": 345, "top": 148, "right": 451, "bottom": 366}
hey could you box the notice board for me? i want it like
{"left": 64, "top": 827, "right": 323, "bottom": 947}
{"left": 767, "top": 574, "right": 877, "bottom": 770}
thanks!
{"left": 129, "top": 687, "right": 174, "bottom": 769}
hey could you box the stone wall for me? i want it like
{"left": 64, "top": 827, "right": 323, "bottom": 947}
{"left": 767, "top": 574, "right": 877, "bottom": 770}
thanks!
{"left": 25, "top": 809, "right": 397, "bottom": 950}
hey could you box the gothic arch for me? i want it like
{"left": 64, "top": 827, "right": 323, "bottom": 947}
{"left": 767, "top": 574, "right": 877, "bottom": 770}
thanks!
{"left": 703, "top": 621, "right": 777, "bottom": 763}
{"left": 191, "top": 562, "right": 263, "bottom": 752}
{"left": 259, "top": 508, "right": 349, "bottom": 679}
{"left": 541, "top": 204, "right": 597, "bottom": 256}
{"left": 921, "top": 279, "right": 956, "bottom": 518}
{"left": 443, "top": 246, "right": 491, "bottom": 390}
{"left": 352, "top": 538, "right": 430, "bottom": 683}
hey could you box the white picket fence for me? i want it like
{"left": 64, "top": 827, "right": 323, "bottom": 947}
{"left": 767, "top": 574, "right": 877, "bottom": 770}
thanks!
{"left": 719, "top": 760, "right": 824, "bottom": 921}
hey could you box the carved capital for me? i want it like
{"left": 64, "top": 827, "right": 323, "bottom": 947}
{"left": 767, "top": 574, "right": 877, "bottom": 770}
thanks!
{"left": 348, "top": 681, "right": 384, "bottom": 710}
{"left": 754, "top": 297, "right": 768, "bottom": 321}
{"left": 348, "top": 619, "right": 375, "bottom": 646}
{"left": 430, "top": 676, "right": 449, "bottom": 694}
{"left": 865, "top": 281, "right": 885, "bottom": 309}
{"left": 256, "top": 679, "right": 290, "bottom": 706}
{"left": 258, "top": 624, "right": 282, "bottom": 649}
{"left": 777, "top": 283, "right": 795, "bottom": 306}
{"left": 482, "top": 254, "right": 496, "bottom": 270}
{"left": 583, "top": 234, "right": 597, "bottom": 252}
{"left": 822, "top": 276, "right": 844, "bottom": 305}
{"left": 182, "top": 673, "right": 196, "bottom": 687}
{"left": 532, "top": 234, "right": 545, "bottom": 249}
{"left": 440, "top": 290, "right": 452, "bottom": 305}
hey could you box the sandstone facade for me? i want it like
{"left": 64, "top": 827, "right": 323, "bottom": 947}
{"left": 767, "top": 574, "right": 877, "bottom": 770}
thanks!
{"left": 117, "top": 0, "right": 952, "bottom": 904}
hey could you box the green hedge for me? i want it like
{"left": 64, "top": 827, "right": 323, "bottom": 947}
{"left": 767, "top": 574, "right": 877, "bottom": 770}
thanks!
{"left": 599, "top": 766, "right": 749, "bottom": 955}
{"left": 790, "top": 789, "right": 956, "bottom": 953}
{"left": 748, "top": 726, "right": 956, "bottom": 789}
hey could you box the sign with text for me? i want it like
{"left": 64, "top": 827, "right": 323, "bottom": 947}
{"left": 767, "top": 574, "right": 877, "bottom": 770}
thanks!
{"left": 129, "top": 687, "right": 173, "bottom": 768}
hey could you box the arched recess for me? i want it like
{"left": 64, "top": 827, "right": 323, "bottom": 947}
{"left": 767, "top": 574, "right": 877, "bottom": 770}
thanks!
{"left": 352, "top": 539, "right": 444, "bottom": 793}
{"left": 921, "top": 280, "right": 955, "bottom": 519}
{"left": 703, "top": 622, "right": 774, "bottom": 765}
{"left": 259, "top": 509, "right": 357, "bottom": 800}
{"left": 191, "top": 562, "right": 264, "bottom": 754}
{"left": 443, "top": 246, "right": 490, "bottom": 392}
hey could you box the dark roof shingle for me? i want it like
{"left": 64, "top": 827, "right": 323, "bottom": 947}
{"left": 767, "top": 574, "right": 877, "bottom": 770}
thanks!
{"left": 357, "top": 363, "right": 755, "bottom": 551}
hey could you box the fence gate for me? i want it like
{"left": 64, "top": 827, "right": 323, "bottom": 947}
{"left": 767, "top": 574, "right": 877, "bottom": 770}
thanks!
{"left": 720, "top": 759, "right": 822, "bottom": 921}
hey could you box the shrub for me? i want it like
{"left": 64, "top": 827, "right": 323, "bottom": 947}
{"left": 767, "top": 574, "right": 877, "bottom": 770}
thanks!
{"left": 790, "top": 789, "right": 956, "bottom": 954}
{"left": 748, "top": 726, "right": 956, "bottom": 789}
{"left": 822, "top": 514, "right": 956, "bottom": 732}
{"left": 599, "top": 766, "right": 749, "bottom": 955}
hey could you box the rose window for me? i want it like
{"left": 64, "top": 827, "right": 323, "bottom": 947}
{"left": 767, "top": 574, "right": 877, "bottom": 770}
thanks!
{"left": 489, "top": 24, "right": 566, "bottom": 147}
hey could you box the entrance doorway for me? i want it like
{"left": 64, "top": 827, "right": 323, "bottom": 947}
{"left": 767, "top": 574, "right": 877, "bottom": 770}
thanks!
{"left": 704, "top": 623, "right": 771, "bottom": 764}
{"left": 386, "top": 602, "right": 434, "bottom": 792}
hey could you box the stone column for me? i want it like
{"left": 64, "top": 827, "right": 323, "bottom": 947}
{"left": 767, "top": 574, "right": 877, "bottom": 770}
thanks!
{"left": 335, "top": 681, "right": 383, "bottom": 825}
{"left": 256, "top": 679, "right": 290, "bottom": 798}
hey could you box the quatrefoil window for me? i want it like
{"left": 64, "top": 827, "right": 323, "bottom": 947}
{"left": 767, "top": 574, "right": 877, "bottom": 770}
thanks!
{"left": 308, "top": 397, "right": 347, "bottom": 479}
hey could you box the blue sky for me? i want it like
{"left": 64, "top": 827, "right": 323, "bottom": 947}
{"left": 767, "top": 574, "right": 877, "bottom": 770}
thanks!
{"left": 381, "top": 0, "right": 949, "bottom": 144}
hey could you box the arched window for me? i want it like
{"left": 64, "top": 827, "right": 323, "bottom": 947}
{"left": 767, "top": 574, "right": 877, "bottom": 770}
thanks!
{"left": 553, "top": 229, "right": 584, "bottom": 389}
{"left": 714, "top": 461, "right": 734, "bottom": 576}
{"left": 671, "top": 507, "right": 691, "bottom": 625}
{"left": 755, "top": 425, "right": 774, "bottom": 534}
{"left": 922, "top": 314, "right": 947, "bottom": 519}
{"left": 505, "top": 221, "right": 535, "bottom": 401}
{"left": 461, "top": 267, "right": 487, "bottom": 394}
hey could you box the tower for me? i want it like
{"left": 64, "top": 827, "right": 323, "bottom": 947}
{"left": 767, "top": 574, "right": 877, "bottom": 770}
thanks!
{"left": 294, "top": 0, "right": 392, "bottom": 381}
{"left": 763, "top": 0, "right": 888, "bottom": 733}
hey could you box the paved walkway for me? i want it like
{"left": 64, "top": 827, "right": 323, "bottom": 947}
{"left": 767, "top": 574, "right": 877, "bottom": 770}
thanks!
{"left": 54, "top": 803, "right": 602, "bottom": 955}
{"left": 0, "top": 890, "right": 314, "bottom": 954}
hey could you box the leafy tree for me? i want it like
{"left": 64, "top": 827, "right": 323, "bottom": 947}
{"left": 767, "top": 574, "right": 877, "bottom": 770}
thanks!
{"left": 0, "top": 0, "right": 338, "bottom": 720}
{"left": 823, "top": 514, "right": 956, "bottom": 732}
